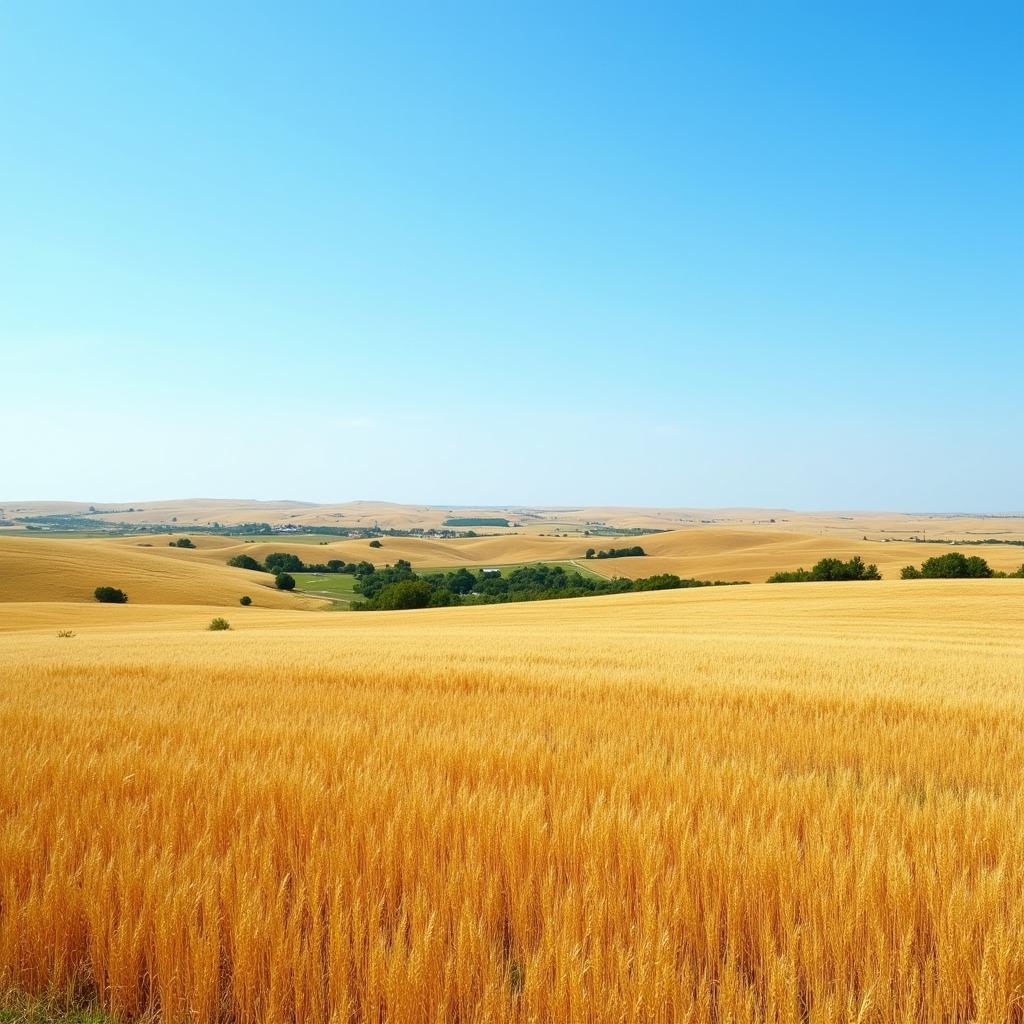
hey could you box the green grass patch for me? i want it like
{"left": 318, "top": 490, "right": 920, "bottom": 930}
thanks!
{"left": 292, "top": 571, "right": 362, "bottom": 606}
{"left": 0, "top": 1012, "right": 111, "bottom": 1024}
{"left": 0, "top": 993, "right": 114, "bottom": 1023}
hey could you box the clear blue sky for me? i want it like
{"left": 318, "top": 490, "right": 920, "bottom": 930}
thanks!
{"left": 2, "top": 2, "right": 1021, "bottom": 510}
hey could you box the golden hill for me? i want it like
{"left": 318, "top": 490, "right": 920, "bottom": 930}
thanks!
{"left": 0, "top": 535, "right": 324, "bottom": 608}
{"left": 105, "top": 533, "right": 596, "bottom": 573}
{"left": 121, "top": 526, "right": 1024, "bottom": 583}
{"left": 2, "top": 579, "right": 1024, "bottom": 1021}
{"left": 592, "top": 527, "right": 1024, "bottom": 582}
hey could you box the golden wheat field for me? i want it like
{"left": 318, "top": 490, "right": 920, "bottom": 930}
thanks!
{"left": 2, "top": 580, "right": 1024, "bottom": 1022}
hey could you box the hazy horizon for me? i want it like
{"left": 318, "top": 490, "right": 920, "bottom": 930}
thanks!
{"left": 4, "top": 495, "right": 1024, "bottom": 518}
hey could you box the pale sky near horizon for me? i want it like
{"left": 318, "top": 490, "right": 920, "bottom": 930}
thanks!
{"left": 2, "top": 3, "right": 1021, "bottom": 511}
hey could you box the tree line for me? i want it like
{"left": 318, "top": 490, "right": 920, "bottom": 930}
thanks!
{"left": 584, "top": 546, "right": 646, "bottom": 559}
{"left": 228, "top": 552, "right": 375, "bottom": 575}
{"left": 350, "top": 561, "right": 745, "bottom": 611}
{"left": 767, "top": 556, "right": 881, "bottom": 583}
{"left": 767, "top": 552, "right": 1024, "bottom": 583}
{"left": 901, "top": 552, "right": 1024, "bottom": 579}
{"left": 227, "top": 551, "right": 378, "bottom": 592}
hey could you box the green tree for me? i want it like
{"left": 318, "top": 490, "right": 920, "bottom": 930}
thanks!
{"left": 810, "top": 555, "right": 880, "bottom": 581}
{"left": 228, "top": 554, "right": 264, "bottom": 571}
{"left": 369, "top": 539, "right": 383, "bottom": 549}
{"left": 917, "top": 552, "right": 994, "bottom": 578}
{"left": 264, "top": 552, "right": 304, "bottom": 574}
{"left": 274, "top": 572, "right": 296, "bottom": 591}
{"left": 94, "top": 586, "right": 128, "bottom": 603}
{"left": 768, "top": 556, "right": 881, "bottom": 583}
{"left": 963, "top": 555, "right": 995, "bottom": 578}
{"left": 448, "top": 568, "right": 477, "bottom": 594}
{"left": 371, "top": 580, "right": 433, "bottom": 610}
{"left": 239, "top": 595, "right": 252, "bottom": 606}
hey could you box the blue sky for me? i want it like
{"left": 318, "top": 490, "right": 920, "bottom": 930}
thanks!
{"left": 2, "top": 2, "right": 1021, "bottom": 510}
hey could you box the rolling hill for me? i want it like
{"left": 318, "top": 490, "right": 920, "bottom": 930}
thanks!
{"left": 0, "top": 535, "right": 325, "bottom": 608}
{"left": 123, "top": 526, "right": 1024, "bottom": 584}
{"left": 588, "top": 527, "right": 1024, "bottom": 582}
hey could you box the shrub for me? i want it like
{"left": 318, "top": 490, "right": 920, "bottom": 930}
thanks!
{"left": 208, "top": 617, "right": 231, "bottom": 631}
{"left": 171, "top": 538, "right": 195, "bottom": 548}
{"left": 94, "top": 586, "right": 128, "bottom": 603}
{"left": 369, "top": 540, "right": 383, "bottom": 549}
{"left": 632, "top": 573, "right": 687, "bottom": 591}
{"left": 227, "top": 554, "right": 264, "bottom": 572}
{"left": 56, "top": 629, "right": 75, "bottom": 638}
{"left": 275, "top": 572, "right": 296, "bottom": 591}
{"left": 767, "top": 568, "right": 814, "bottom": 583}
{"left": 239, "top": 595, "right": 252, "bottom": 606}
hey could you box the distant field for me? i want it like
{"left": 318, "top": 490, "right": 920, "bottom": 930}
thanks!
{"left": 7, "top": 498, "right": 1024, "bottom": 542}
{"left": 2, "top": 580, "right": 1024, "bottom": 1021}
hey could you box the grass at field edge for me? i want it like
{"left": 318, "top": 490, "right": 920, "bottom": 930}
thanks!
{"left": 0, "top": 996, "right": 116, "bottom": 1023}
